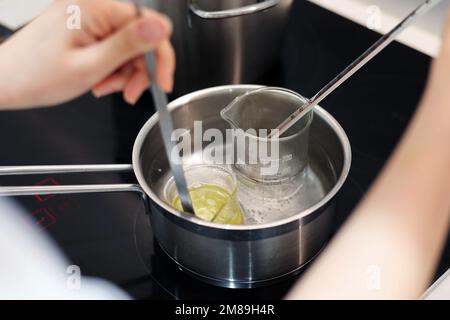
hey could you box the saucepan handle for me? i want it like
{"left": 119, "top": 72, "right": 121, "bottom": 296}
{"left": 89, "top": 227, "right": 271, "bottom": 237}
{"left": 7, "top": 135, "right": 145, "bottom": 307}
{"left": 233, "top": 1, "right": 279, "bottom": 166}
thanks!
{"left": 189, "top": 0, "right": 280, "bottom": 19}
{"left": 0, "top": 164, "right": 145, "bottom": 197}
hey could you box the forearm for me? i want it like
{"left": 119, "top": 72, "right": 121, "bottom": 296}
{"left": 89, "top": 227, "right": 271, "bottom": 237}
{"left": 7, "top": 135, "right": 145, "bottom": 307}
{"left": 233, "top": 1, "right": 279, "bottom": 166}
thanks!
{"left": 288, "top": 55, "right": 450, "bottom": 300}
{"left": 0, "top": 19, "right": 65, "bottom": 110}
{"left": 0, "top": 44, "right": 21, "bottom": 109}
{"left": 0, "top": 31, "right": 42, "bottom": 110}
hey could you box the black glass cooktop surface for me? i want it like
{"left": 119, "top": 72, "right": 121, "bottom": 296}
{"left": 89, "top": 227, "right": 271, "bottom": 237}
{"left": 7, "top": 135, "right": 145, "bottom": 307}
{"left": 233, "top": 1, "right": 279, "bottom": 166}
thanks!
{"left": 0, "top": 1, "right": 441, "bottom": 299}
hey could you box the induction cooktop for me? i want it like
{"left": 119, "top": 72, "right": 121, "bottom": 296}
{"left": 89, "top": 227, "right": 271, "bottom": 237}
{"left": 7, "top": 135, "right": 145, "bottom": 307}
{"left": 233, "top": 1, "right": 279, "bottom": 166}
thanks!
{"left": 0, "top": 1, "right": 439, "bottom": 299}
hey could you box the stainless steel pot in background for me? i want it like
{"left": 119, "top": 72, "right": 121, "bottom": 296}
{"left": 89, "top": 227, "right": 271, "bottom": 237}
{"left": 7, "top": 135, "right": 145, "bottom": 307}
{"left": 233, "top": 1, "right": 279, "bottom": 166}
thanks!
{"left": 149, "top": 0, "right": 293, "bottom": 97}
{"left": 0, "top": 85, "right": 351, "bottom": 288}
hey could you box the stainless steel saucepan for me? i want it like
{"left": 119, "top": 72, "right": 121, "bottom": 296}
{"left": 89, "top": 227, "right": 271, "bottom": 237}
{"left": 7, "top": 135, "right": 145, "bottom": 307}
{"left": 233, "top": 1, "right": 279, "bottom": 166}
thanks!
{"left": 0, "top": 85, "right": 351, "bottom": 288}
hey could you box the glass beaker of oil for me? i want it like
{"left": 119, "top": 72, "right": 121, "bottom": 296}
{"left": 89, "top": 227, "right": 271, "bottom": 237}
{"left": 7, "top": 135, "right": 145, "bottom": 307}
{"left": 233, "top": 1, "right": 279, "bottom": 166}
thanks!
{"left": 164, "top": 164, "right": 244, "bottom": 225}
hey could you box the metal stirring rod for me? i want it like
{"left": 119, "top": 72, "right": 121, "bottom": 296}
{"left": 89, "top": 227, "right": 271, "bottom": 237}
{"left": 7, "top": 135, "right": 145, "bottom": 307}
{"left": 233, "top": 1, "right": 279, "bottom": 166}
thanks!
{"left": 133, "top": 1, "right": 194, "bottom": 213}
{"left": 270, "top": 0, "right": 442, "bottom": 139}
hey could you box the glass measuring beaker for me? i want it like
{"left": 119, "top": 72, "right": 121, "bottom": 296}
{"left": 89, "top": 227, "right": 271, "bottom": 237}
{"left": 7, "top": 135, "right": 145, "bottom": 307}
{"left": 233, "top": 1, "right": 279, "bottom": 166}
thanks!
{"left": 220, "top": 87, "right": 313, "bottom": 183}
{"left": 164, "top": 164, "right": 244, "bottom": 225}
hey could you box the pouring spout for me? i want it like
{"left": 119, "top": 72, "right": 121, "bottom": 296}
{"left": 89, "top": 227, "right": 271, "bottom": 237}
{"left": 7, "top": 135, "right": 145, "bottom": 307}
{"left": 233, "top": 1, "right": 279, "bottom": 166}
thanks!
{"left": 220, "top": 97, "right": 242, "bottom": 130}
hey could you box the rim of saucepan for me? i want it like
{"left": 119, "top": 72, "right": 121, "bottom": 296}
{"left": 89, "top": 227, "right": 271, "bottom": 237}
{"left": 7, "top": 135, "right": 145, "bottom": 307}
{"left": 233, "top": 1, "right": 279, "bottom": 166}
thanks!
{"left": 132, "top": 85, "right": 352, "bottom": 231}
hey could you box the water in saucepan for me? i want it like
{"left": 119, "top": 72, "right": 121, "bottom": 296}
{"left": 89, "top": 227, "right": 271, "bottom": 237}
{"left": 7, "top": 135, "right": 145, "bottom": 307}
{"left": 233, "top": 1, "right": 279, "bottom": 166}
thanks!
{"left": 173, "top": 143, "right": 330, "bottom": 225}
{"left": 235, "top": 165, "right": 326, "bottom": 224}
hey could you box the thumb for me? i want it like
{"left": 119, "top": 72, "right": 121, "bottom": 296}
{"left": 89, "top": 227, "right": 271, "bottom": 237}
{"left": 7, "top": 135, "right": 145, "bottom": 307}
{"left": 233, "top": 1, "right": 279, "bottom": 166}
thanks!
{"left": 80, "top": 14, "right": 171, "bottom": 80}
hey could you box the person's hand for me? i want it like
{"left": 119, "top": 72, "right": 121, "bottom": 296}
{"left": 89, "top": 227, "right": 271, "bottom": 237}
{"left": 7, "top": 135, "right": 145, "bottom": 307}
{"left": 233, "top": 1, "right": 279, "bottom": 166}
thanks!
{"left": 0, "top": 0, "right": 175, "bottom": 109}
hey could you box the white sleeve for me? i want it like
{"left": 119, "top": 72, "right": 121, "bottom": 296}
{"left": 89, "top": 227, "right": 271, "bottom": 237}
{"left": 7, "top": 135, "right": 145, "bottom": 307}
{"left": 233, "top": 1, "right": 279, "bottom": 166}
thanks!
{"left": 0, "top": 199, "right": 130, "bottom": 300}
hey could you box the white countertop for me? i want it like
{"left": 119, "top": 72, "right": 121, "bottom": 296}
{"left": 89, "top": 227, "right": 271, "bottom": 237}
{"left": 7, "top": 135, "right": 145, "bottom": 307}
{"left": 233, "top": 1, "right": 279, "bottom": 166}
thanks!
{"left": 0, "top": 0, "right": 52, "bottom": 30}
{"left": 308, "top": 0, "right": 450, "bottom": 57}
{"left": 0, "top": 0, "right": 448, "bottom": 57}
{"left": 424, "top": 268, "right": 450, "bottom": 299}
